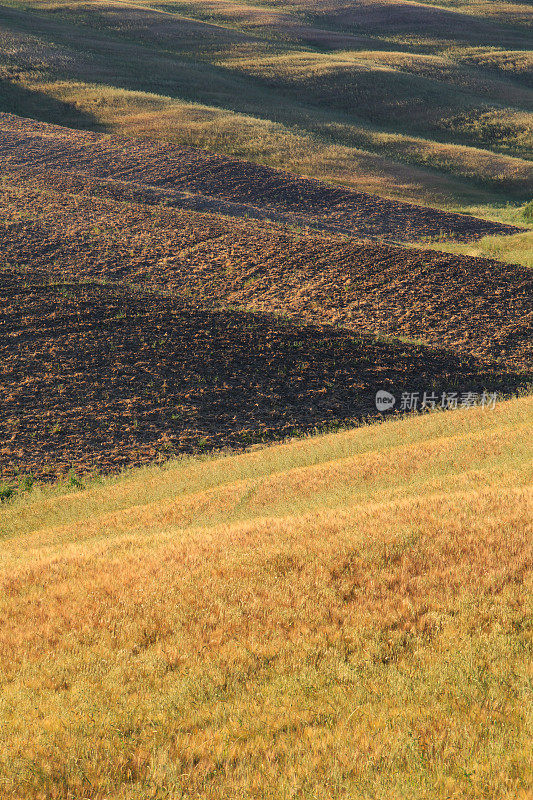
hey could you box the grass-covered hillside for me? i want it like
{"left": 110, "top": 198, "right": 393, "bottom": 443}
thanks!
{"left": 0, "top": 0, "right": 531, "bottom": 215}
{"left": 0, "top": 395, "right": 531, "bottom": 799}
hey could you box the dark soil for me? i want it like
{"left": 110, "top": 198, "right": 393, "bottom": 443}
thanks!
{"left": 0, "top": 112, "right": 522, "bottom": 242}
{"left": 0, "top": 113, "right": 530, "bottom": 479}
{"left": 0, "top": 184, "right": 530, "bottom": 370}
{"left": 0, "top": 267, "right": 527, "bottom": 480}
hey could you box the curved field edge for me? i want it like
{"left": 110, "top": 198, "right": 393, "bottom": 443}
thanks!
{"left": 0, "top": 0, "right": 532, "bottom": 209}
{"left": 0, "top": 396, "right": 531, "bottom": 799}
{"left": 0, "top": 113, "right": 522, "bottom": 243}
{"left": 0, "top": 180, "right": 530, "bottom": 368}
{"left": 1, "top": 267, "right": 530, "bottom": 480}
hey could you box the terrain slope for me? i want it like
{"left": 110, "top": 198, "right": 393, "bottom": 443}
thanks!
{"left": 0, "top": 113, "right": 522, "bottom": 242}
{"left": 0, "top": 0, "right": 532, "bottom": 206}
{"left": 0, "top": 396, "right": 531, "bottom": 798}
{"left": 0, "top": 114, "right": 531, "bottom": 477}
{"left": 2, "top": 265, "right": 529, "bottom": 479}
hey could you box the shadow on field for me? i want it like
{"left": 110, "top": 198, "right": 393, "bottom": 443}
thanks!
{"left": 0, "top": 79, "right": 105, "bottom": 131}
{"left": 0, "top": 269, "right": 529, "bottom": 479}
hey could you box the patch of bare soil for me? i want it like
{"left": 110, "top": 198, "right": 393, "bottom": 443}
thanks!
{"left": 0, "top": 113, "right": 522, "bottom": 242}
{"left": 0, "top": 184, "right": 530, "bottom": 370}
{"left": 0, "top": 267, "right": 527, "bottom": 480}
{"left": 0, "top": 114, "right": 530, "bottom": 478}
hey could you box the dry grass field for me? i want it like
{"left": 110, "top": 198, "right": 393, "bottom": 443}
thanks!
{"left": 0, "top": 396, "right": 531, "bottom": 798}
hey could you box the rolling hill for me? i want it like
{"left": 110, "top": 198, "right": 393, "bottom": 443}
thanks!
{"left": 0, "top": 0, "right": 532, "bottom": 209}
{"left": 0, "top": 113, "right": 531, "bottom": 480}
{"left": 0, "top": 112, "right": 522, "bottom": 242}
{"left": 0, "top": 0, "right": 532, "bottom": 795}
{"left": 0, "top": 395, "right": 531, "bottom": 798}
{"left": 2, "top": 262, "right": 529, "bottom": 479}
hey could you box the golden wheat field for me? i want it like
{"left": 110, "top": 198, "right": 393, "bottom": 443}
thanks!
{"left": 0, "top": 396, "right": 532, "bottom": 799}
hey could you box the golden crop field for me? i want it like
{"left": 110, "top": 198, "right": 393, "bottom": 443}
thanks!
{"left": 0, "top": 396, "right": 532, "bottom": 799}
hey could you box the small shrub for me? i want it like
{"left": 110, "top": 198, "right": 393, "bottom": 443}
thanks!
{"left": 66, "top": 472, "right": 84, "bottom": 490}
{"left": 19, "top": 475, "right": 34, "bottom": 492}
{"left": 0, "top": 485, "right": 15, "bottom": 503}
{"left": 522, "top": 200, "right": 533, "bottom": 222}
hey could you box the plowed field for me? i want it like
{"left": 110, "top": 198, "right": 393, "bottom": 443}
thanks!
{"left": 0, "top": 183, "right": 530, "bottom": 369}
{"left": 0, "top": 113, "right": 521, "bottom": 242}
{"left": 1, "top": 266, "right": 527, "bottom": 480}
{"left": 0, "top": 113, "right": 530, "bottom": 479}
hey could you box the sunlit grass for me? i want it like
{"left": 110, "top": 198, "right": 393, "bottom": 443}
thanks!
{"left": 428, "top": 230, "right": 533, "bottom": 268}
{"left": 0, "top": 0, "right": 532, "bottom": 209}
{"left": 0, "top": 396, "right": 532, "bottom": 798}
{"left": 402, "top": 201, "right": 533, "bottom": 266}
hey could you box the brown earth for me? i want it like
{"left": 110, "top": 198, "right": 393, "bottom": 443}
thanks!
{"left": 0, "top": 183, "right": 530, "bottom": 370}
{"left": 0, "top": 266, "right": 527, "bottom": 480}
{"left": 0, "top": 113, "right": 530, "bottom": 479}
{"left": 0, "top": 113, "right": 522, "bottom": 242}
